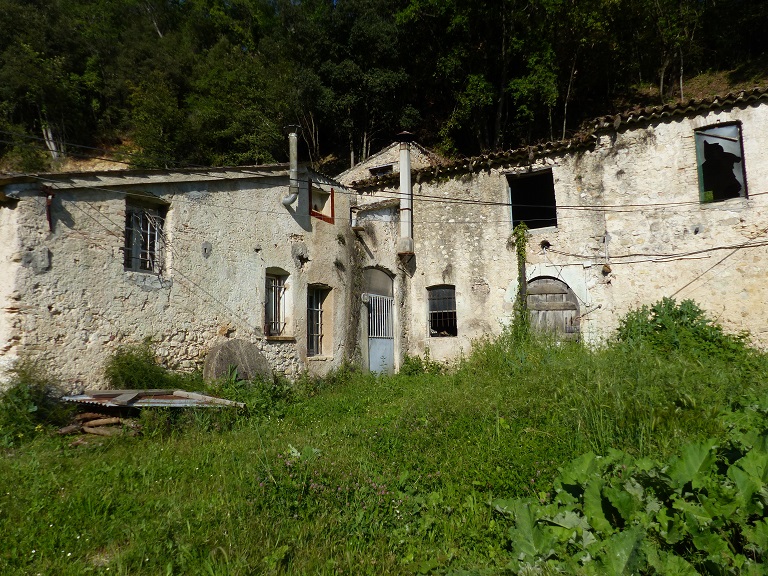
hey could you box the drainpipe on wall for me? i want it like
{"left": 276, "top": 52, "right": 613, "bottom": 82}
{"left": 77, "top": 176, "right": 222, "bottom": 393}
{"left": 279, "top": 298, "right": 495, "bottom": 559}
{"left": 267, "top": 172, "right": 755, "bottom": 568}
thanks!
{"left": 397, "top": 131, "right": 414, "bottom": 255}
{"left": 282, "top": 125, "right": 301, "bottom": 207}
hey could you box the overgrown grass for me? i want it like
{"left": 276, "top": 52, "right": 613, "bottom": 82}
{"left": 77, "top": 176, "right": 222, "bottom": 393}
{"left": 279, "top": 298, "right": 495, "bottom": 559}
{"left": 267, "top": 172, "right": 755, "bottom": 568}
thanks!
{"left": 1, "top": 300, "right": 766, "bottom": 574}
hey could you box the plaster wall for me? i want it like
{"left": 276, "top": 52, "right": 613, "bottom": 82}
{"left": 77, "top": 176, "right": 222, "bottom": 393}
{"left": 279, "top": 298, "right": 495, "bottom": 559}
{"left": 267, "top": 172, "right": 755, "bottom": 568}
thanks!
{"left": 0, "top": 170, "right": 354, "bottom": 388}
{"left": 0, "top": 200, "right": 21, "bottom": 384}
{"left": 399, "top": 101, "right": 768, "bottom": 359}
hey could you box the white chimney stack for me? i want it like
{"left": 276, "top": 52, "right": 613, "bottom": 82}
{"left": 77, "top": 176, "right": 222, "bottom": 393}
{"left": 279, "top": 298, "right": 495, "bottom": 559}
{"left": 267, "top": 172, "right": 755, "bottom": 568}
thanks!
{"left": 282, "top": 125, "right": 300, "bottom": 207}
{"left": 397, "top": 132, "right": 414, "bottom": 255}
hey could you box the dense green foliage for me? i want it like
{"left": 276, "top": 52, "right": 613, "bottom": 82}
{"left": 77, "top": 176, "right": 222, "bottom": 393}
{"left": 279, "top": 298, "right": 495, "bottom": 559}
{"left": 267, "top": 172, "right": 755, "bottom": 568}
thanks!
{"left": 492, "top": 397, "right": 768, "bottom": 574}
{"left": 0, "top": 360, "right": 72, "bottom": 447}
{"left": 104, "top": 341, "right": 204, "bottom": 391}
{"left": 1, "top": 301, "right": 767, "bottom": 572}
{"left": 1, "top": 0, "right": 766, "bottom": 173}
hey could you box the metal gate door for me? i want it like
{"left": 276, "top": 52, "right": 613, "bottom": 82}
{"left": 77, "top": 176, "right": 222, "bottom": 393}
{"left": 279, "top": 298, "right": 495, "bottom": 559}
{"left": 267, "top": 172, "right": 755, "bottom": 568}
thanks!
{"left": 368, "top": 294, "right": 394, "bottom": 375}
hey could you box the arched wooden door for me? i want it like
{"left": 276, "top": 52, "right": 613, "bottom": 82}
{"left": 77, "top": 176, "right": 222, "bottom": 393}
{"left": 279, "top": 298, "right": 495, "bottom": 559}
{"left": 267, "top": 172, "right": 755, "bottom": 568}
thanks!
{"left": 526, "top": 277, "right": 580, "bottom": 339}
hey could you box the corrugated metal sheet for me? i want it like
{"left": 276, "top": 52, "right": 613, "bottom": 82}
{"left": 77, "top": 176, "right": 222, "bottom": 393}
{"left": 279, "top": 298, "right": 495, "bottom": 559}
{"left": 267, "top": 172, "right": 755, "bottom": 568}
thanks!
{"left": 62, "top": 389, "right": 245, "bottom": 409}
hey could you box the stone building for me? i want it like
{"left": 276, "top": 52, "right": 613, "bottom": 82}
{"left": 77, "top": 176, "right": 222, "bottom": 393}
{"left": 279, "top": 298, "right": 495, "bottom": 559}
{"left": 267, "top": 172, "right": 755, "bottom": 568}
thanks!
{"left": 2, "top": 89, "right": 768, "bottom": 385}
{"left": 345, "top": 88, "right": 768, "bottom": 368}
{"left": 0, "top": 139, "right": 358, "bottom": 388}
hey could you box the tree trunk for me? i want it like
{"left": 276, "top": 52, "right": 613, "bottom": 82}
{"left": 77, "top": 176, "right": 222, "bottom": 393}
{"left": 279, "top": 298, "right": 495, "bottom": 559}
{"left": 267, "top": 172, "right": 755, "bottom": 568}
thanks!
{"left": 562, "top": 54, "right": 577, "bottom": 140}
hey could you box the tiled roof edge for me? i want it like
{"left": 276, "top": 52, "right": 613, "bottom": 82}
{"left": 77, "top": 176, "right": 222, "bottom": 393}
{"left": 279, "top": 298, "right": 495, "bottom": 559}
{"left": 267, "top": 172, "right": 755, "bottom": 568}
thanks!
{"left": 352, "top": 86, "right": 768, "bottom": 189}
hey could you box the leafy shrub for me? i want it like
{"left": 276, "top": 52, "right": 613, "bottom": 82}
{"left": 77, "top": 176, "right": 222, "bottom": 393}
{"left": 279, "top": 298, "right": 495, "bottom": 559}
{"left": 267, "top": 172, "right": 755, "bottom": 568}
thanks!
{"left": 616, "top": 297, "right": 753, "bottom": 361}
{"left": 490, "top": 393, "right": 768, "bottom": 574}
{"left": 400, "top": 350, "right": 444, "bottom": 376}
{"left": 0, "top": 360, "right": 72, "bottom": 447}
{"left": 104, "top": 342, "right": 204, "bottom": 391}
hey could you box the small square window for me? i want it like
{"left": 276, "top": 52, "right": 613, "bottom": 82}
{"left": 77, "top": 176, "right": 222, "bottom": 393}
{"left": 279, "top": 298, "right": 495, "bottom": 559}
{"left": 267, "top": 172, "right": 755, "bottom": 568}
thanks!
{"left": 695, "top": 123, "right": 747, "bottom": 203}
{"left": 307, "top": 286, "right": 330, "bottom": 356}
{"left": 266, "top": 274, "right": 287, "bottom": 336}
{"left": 124, "top": 202, "right": 165, "bottom": 273}
{"left": 508, "top": 170, "right": 557, "bottom": 229}
{"left": 428, "top": 285, "right": 457, "bottom": 337}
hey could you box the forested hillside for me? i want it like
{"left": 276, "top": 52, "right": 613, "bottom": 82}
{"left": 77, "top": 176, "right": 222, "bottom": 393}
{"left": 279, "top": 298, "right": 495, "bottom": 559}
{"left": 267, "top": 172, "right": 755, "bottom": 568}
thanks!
{"left": 1, "top": 0, "right": 766, "bottom": 174}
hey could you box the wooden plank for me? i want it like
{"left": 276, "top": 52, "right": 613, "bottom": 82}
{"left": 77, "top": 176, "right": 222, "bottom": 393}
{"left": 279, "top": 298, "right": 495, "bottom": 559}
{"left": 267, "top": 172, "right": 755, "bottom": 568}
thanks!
{"left": 113, "top": 392, "right": 140, "bottom": 405}
{"left": 84, "top": 389, "right": 174, "bottom": 397}
{"left": 527, "top": 301, "right": 578, "bottom": 311}
{"left": 526, "top": 282, "right": 569, "bottom": 295}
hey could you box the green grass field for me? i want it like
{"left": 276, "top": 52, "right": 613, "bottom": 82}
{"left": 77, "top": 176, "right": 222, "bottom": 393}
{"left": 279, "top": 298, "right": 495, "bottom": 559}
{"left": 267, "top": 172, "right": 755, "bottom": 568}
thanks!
{"left": 2, "top": 300, "right": 768, "bottom": 574}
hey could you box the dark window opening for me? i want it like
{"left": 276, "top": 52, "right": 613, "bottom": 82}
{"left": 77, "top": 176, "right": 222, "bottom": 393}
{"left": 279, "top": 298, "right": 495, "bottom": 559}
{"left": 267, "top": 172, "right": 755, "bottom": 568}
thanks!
{"left": 695, "top": 123, "right": 747, "bottom": 203}
{"left": 124, "top": 202, "right": 165, "bottom": 273}
{"left": 369, "top": 164, "right": 393, "bottom": 177}
{"left": 428, "top": 285, "right": 457, "bottom": 337}
{"left": 307, "top": 287, "right": 329, "bottom": 356}
{"left": 508, "top": 170, "right": 557, "bottom": 229}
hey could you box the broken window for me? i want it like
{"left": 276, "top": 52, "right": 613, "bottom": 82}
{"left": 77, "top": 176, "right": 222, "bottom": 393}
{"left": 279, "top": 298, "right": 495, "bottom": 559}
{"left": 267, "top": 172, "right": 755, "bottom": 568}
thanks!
{"left": 307, "top": 286, "right": 329, "bottom": 356}
{"left": 695, "top": 123, "right": 747, "bottom": 203}
{"left": 124, "top": 202, "right": 165, "bottom": 273}
{"left": 428, "top": 285, "right": 457, "bottom": 337}
{"left": 368, "top": 164, "right": 393, "bottom": 177}
{"left": 508, "top": 170, "right": 557, "bottom": 229}
{"left": 310, "top": 184, "right": 335, "bottom": 223}
{"left": 266, "top": 274, "right": 287, "bottom": 336}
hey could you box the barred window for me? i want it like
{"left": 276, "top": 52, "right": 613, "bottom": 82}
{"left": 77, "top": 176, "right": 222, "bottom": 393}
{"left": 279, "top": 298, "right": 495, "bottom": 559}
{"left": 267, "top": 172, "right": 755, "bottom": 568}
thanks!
{"left": 307, "top": 287, "right": 329, "bottom": 356}
{"left": 124, "top": 203, "right": 165, "bottom": 273}
{"left": 428, "top": 285, "right": 457, "bottom": 337}
{"left": 266, "top": 274, "right": 287, "bottom": 336}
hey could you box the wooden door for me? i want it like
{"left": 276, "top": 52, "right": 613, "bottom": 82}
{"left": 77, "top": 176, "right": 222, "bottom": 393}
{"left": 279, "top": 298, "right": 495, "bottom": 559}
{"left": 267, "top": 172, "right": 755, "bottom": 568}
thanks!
{"left": 526, "top": 277, "right": 579, "bottom": 339}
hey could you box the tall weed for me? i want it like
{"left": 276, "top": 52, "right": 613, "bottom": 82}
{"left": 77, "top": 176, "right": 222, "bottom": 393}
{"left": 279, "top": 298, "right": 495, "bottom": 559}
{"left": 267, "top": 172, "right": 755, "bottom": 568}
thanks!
{"left": 0, "top": 360, "right": 71, "bottom": 446}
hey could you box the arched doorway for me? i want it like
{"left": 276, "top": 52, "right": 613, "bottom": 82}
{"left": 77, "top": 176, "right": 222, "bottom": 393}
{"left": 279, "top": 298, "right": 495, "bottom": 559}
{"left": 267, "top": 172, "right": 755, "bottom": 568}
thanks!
{"left": 526, "top": 277, "right": 580, "bottom": 339}
{"left": 364, "top": 268, "right": 394, "bottom": 374}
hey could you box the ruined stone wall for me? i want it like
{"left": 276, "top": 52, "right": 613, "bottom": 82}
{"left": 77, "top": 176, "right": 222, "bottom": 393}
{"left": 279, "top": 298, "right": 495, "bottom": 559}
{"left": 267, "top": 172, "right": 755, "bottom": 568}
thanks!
{"left": 543, "top": 103, "right": 768, "bottom": 346}
{"left": 0, "top": 198, "right": 21, "bottom": 384}
{"left": 404, "top": 101, "right": 768, "bottom": 358}
{"left": 1, "top": 171, "right": 354, "bottom": 389}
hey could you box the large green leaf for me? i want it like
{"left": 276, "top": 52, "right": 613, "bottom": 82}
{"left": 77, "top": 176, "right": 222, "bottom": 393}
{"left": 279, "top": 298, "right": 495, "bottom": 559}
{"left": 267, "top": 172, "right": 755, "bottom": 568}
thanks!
{"left": 583, "top": 477, "right": 613, "bottom": 534}
{"left": 507, "top": 501, "right": 557, "bottom": 561}
{"left": 668, "top": 439, "right": 718, "bottom": 490}
{"left": 644, "top": 546, "right": 699, "bottom": 576}
{"left": 596, "top": 527, "right": 645, "bottom": 576}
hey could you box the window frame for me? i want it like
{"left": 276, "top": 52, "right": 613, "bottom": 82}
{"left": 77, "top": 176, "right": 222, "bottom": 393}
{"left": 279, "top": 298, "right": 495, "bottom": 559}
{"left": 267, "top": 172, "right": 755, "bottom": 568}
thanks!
{"left": 310, "top": 184, "right": 335, "bottom": 223}
{"left": 507, "top": 169, "right": 558, "bottom": 230}
{"left": 427, "top": 284, "right": 457, "bottom": 338}
{"left": 124, "top": 201, "right": 166, "bottom": 273}
{"left": 307, "top": 286, "right": 330, "bottom": 356}
{"left": 694, "top": 121, "right": 748, "bottom": 203}
{"left": 265, "top": 274, "right": 287, "bottom": 336}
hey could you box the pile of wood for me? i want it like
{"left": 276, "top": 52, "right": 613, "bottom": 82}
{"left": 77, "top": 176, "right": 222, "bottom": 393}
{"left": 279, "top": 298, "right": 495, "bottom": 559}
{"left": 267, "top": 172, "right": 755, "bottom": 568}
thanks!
{"left": 57, "top": 412, "right": 140, "bottom": 437}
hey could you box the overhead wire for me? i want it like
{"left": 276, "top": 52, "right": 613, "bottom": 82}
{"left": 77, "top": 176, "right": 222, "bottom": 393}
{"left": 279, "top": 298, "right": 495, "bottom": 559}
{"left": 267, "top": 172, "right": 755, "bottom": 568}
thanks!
{"left": 6, "top": 127, "right": 768, "bottom": 214}
{"left": 21, "top": 173, "right": 768, "bottom": 265}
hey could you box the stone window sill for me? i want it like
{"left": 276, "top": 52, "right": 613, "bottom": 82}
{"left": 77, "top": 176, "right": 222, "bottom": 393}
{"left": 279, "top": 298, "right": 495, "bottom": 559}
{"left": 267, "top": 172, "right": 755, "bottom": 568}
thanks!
{"left": 265, "top": 336, "right": 296, "bottom": 342}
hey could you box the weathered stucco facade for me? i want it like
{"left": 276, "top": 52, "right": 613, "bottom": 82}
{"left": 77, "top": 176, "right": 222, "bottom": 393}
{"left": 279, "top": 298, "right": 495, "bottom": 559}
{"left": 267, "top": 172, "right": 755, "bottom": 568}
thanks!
{"left": 349, "top": 89, "right": 768, "bottom": 363}
{"left": 0, "top": 165, "right": 357, "bottom": 388}
{"left": 2, "top": 89, "right": 767, "bottom": 385}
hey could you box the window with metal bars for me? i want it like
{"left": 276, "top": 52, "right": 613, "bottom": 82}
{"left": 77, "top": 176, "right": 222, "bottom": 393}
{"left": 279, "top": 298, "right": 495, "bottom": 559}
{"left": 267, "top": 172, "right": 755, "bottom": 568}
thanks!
{"left": 124, "top": 203, "right": 165, "bottom": 273}
{"left": 428, "top": 285, "right": 457, "bottom": 337}
{"left": 307, "top": 287, "right": 329, "bottom": 356}
{"left": 265, "top": 275, "right": 287, "bottom": 336}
